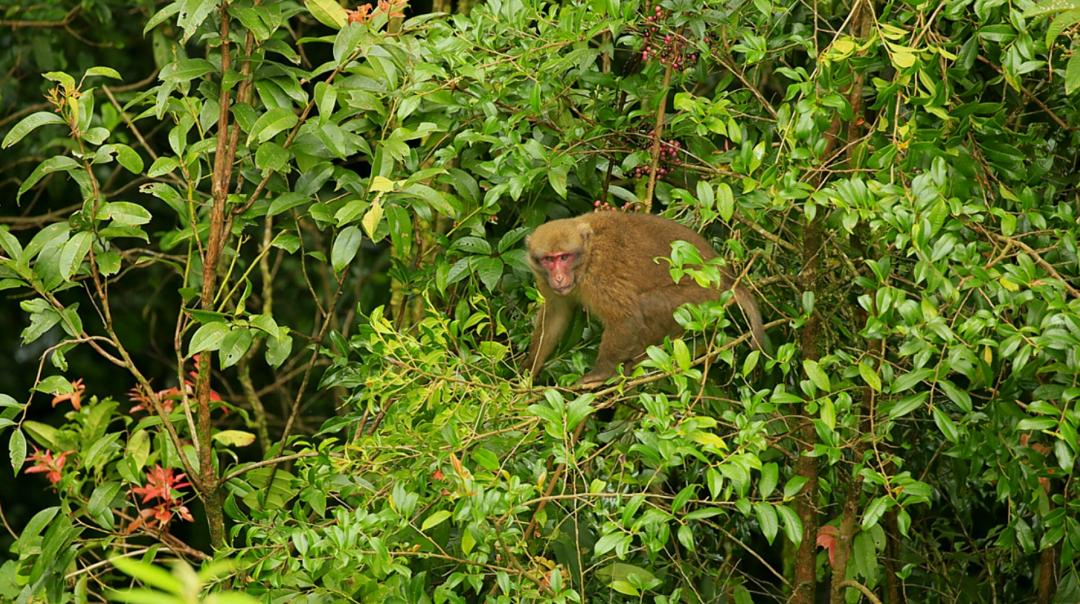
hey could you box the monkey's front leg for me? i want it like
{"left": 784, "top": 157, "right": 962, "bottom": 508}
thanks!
{"left": 579, "top": 316, "right": 646, "bottom": 388}
{"left": 526, "top": 296, "right": 575, "bottom": 378}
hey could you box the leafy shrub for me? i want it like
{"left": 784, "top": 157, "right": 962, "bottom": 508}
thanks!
{"left": 1, "top": 0, "right": 1079, "bottom": 601}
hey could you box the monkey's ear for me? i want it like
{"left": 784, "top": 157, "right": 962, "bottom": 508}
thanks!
{"left": 577, "top": 222, "right": 593, "bottom": 241}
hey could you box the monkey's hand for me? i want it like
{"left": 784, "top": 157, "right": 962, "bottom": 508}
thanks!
{"left": 577, "top": 371, "right": 612, "bottom": 390}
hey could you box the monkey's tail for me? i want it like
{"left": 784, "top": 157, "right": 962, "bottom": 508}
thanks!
{"left": 733, "top": 286, "right": 768, "bottom": 351}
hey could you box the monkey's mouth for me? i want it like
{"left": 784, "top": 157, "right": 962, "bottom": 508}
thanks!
{"left": 551, "top": 285, "right": 574, "bottom": 296}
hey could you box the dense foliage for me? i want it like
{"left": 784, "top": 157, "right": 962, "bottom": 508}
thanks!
{"left": 1, "top": 0, "right": 1079, "bottom": 602}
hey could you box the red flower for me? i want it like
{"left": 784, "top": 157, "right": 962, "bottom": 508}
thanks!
{"left": 129, "top": 373, "right": 223, "bottom": 415}
{"left": 131, "top": 465, "right": 191, "bottom": 504}
{"left": 51, "top": 378, "right": 86, "bottom": 410}
{"left": 377, "top": 0, "right": 406, "bottom": 18}
{"left": 25, "top": 448, "right": 73, "bottom": 484}
{"left": 126, "top": 465, "right": 194, "bottom": 533}
{"left": 347, "top": 4, "right": 372, "bottom": 23}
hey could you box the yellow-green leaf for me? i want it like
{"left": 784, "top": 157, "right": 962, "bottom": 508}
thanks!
{"left": 305, "top": 0, "right": 348, "bottom": 29}
{"left": 212, "top": 430, "right": 256, "bottom": 447}
{"left": 362, "top": 200, "right": 384, "bottom": 241}
{"left": 369, "top": 175, "right": 396, "bottom": 193}
{"left": 421, "top": 510, "right": 452, "bottom": 531}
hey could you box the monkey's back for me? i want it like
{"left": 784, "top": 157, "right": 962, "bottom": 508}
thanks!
{"left": 576, "top": 212, "right": 721, "bottom": 321}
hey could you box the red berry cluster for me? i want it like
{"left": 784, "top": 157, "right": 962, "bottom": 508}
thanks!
{"left": 640, "top": 6, "right": 699, "bottom": 70}
{"left": 631, "top": 139, "right": 683, "bottom": 178}
{"left": 593, "top": 199, "right": 638, "bottom": 212}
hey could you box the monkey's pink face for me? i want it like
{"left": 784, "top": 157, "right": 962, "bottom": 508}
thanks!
{"left": 538, "top": 252, "right": 579, "bottom": 295}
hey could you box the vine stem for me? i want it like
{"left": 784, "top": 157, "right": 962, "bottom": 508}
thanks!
{"left": 643, "top": 60, "right": 673, "bottom": 212}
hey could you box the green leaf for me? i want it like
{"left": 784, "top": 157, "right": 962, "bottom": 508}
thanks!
{"left": 716, "top": 182, "right": 735, "bottom": 221}
{"left": 802, "top": 359, "right": 830, "bottom": 392}
{"left": 268, "top": 192, "right": 309, "bottom": 216}
{"left": 853, "top": 531, "right": 878, "bottom": 585}
{"left": 160, "top": 58, "right": 215, "bottom": 83}
{"left": 783, "top": 475, "right": 809, "bottom": 498}
{"left": 861, "top": 495, "right": 890, "bottom": 529}
{"left": 247, "top": 108, "right": 298, "bottom": 145}
{"left": 1046, "top": 9, "right": 1080, "bottom": 46}
{"left": 250, "top": 314, "right": 279, "bottom": 338}
{"left": 548, "top": 163, "right": 568, "bottom": 198}
{"left": 9, "top": 429, "right": 26, "bottom": 473}
{"left": 127, "top": 430, "right": 150, "bottom": 470}
{"left": 18, "top": 156, "right": 80, "bottom": 202}
{"left": 776, "top": 504, "right": 802, "bottom": 545}
{"left": 421, "top": 510, "right": 452, "bottom": 531}
{"left": 144, "top": 2, "right": 181, "bottom": 33}
{"left": 219, "top": 328, "right": 253, "bottom": 369}
{"left": 113, "top": 144, "right": 144, "bottom": 173}
{"left": 178, "top": 0, "right": 220, "bottom": 43}
{"left": 1066, "top": 52, "right": 1080, "bottom": 95}
{"left": 110, "top": 556, "right": 184, "bottom": 594}
{"left": 43, "top": 71, "right": 76, "bottom": 91}
{"left": 188, "top": 322, "right": 230, "bottom": 356}
{"left": 256, "top": 141, "right": 290, "bottom": 172}
{"left": 59, "top": 232, "right": 93, "bottom": 281}
{"left": 474, "top": 257, "right": 504, "bottom": 291}
{"left": 315, "top": 81, "right": 337, "bottom": 120}
{"left": 88, "top": 482, "right": 122, "bottom": 518}
{"left": 401, "top": 183, "right": 457, "bottom": 217}
{"left": 677, "top": 524, "right": 695, "bottom": 551}
{"left": 23, "top": 420, "right": 58, "bottom": 449}
{"left": 939, "top": 379, "right": 972, "bottom": 413}
{"left": 147, "top": 157, "right": 179, "bottom": 178}
{"left": 1017, "top": 417, "right": 1057, "bottom": 431}
{"left": 2, "top": 112, "right": 66, "bottom": 149}
{"left": 0, "top": 228, "right": 24, "bottom": 260}
{"left": 932, "top": 406, "right": 959, "bottom": 443}
{"left": 858, "top": 360, "right": 881, "bottom": 392}
{"left": 755, "top": 503, "right": 779, "bottom": 544}
{"left": 672, "top": 338, "right": 691, "bottom": 371}
{"left": 892, "top": 368, "right": 933, "bottom": 393}
{"left": 35, "top": 375, "right": 73, "bottom": 395}
{"left": 21, "top": 301, "right": 61, "bottom": 344}
{"left": 266, "top": 333, "right": 293, "bottom": 368}
{"left": 696, "top": 180, "right": 715, "bottom": 209}
{"left": 759, "top": 463, "right": 778, "bottom": 498}
{"left": 332, "top": 226, "right": 363, "bottom": 272}
{"left": 820, "top": 396, "right": 836, "bottom": 429}
{"left": 1024, "top": 0, "right": 1080, "bottom": 18}
{"left": 887, "top": 392, "right": 927, "bottom": 420}
{"left": 594, "top": 532, "right": 627, "bottom": 556}
{"left": 101, "top": 202, "right": 152, "bottom": 226}
{"left": 85, "top": 66, "right": 122, "bottom": 80}
{"left": 742, "top": 349, "right": 760, "bottom": 376}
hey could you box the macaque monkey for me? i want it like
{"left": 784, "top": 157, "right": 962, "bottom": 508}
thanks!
{"left": 525, "top": 212, "right": 765, "bottom": 387}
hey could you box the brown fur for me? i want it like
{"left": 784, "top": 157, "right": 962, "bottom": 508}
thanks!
{"left": 525, "top": 212, "right": 765, "bottom": 386}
